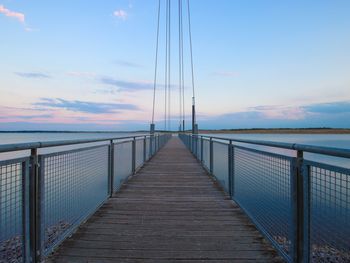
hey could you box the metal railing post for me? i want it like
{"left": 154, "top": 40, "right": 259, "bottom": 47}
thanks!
{"left": 209, "top": 138, "right": 213, "bottom": 174}
{"left": 108, "top": 140, "right": 114, "bottom": 197}
{"left": 194, "top": 135, "right": 197, "bottom": 157}
{"left": 200, "top": 136, "right": 203, "bottom": 163}
{"left": 23, "top": 160, "right": 30, "bottom": 263}
{"left": 303, "top": 164, "right": 310, "bottom": 263}
{"left": 29, "top": 148, "right": 42, "bottom": 263}
{"left": 292, "top": 150, "right": 310, "bottom": 263}
{"left": 228, "top": 140, "right": 233, "bottom": 198}
{"left": 143, "top": 136, "right": 147, "bottom": 162}
{"left": 132, "top": 137, "right": 136, "bottom": 174}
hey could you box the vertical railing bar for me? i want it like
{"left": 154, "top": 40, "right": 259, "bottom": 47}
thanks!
{"left": 29, "top": 148, "right": 42, "bottom": 263}
{"left": 292, "top": 150, "right": 308, "bottom": 263}
{"left": 149, "top": 136, "right": 152, "bottom": 157}
{"left": 231, "top": 144, "right": 235, "bottom": 197}
{"left": 303, "top": 164, "right": 311, "bottom": 263}
{"left": 38, "top": 156, "right": 44, "bottom": 261}
{"left": 194, "top": 135, "right": 197, "bottom": 157}
{"left": 228, "top": 140, "right": 233, "bottom": 198}
{"left": 143, "top": 136, "right": 147, "bottom": 163}
{"left": 29, "top": 148, "right": 36, "bottom": 263}
{"left": 22, "top": 160, "right": 30, "bottom": 263}
{"left": 108, "top": 140, "right": 114, "bottom": 197}
{"left": 132, "top": 137, "right": 136, "bottom": 174}
{"left": 200, "top": 136, "right": 203, "bottom": 164}
{"left": 209, "top": 138, "right": 213, "bottom": 174}
{"left": 158, "top": 135, "right": 160, "bottom": 151}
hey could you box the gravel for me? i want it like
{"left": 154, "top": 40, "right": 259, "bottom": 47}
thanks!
{"left": 0, "top": 221, "right": 70, "bottom": 263}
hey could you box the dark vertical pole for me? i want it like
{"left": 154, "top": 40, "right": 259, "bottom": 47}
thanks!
{"left": 292, "top": 150, "right": 309, "bottom": 263}
{"left": 108, "top": 140, "right": 114, "bottom": 197}
{"left": 200, "top": 136, "right": 203, "bottom": 164}
{"left": 157, "top": 135, "right": 160, "bottom": 151}
{"left": 150, "top": 124, "right": 155, "bottom": 156}
{"left": 209, "top": 138, "right": 213, "bottom": 174}
{"left": 303, "top": 164, "right": 310, "bottom": 263}
{"left": 228, "top": 140, "right": 233, "bottom": 198}
{"left": 23, "top": 160, "right": 30, "bottom": 263}
{"left": 29, "top": 148, "right": 42, "bottom": 263}
{"left": 143, "top": 136, "right": 147, "bottom": 162}
{"left": 132, "top": 137, "right": 136, "bottom": 174}
{"left": 192, "top": 100, "right": 195, "bottom": 135}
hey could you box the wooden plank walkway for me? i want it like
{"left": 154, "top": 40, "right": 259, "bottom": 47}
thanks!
{"left": 49, "top": 137, "right": 281, "bottom": 262}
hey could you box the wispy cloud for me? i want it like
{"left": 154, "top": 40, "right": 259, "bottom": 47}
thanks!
{"left": 113, "top": 9, "right": 128, "bottom": 20}
{"left": 249, "top": 105, "right": 306, "bottom": 120}
{"left": 34, "top": 98, "right": 139, "bottom": 114}
{"left": 304, "top": 101, "right": 350, "bottom": 114}
{"left": 115, "top": 60, "right": 143, "bottom": 68}
{"left": 0, "top": 5, "right": 25, "bottom": 23}
{"left": 14, "top": 114, "right": 53, "bottom": 120}
{"left": 214, "top": 71, "right": 240, "bottom": 77}
{"left": 197, "top": 101, "right": 350, "bottom": 129}
{"left": 100, "top": 77, "right": 153, "bottom": 92}
{"left": 15, "top": 72, "right": 51, "bottom": 79}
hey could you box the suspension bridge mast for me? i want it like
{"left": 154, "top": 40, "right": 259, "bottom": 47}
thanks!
{"left": 187, "top": 0, "right": 197, "bottom": 135}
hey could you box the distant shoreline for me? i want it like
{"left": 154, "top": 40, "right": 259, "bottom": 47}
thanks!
{"left": 199, "top": 128, "right": 350, "bottom": 134}
{"left": 0, "top": 130, "right": 147, "bottom": 133}
{"left": 0, "top": 128, "right": 349, "bottom": 134}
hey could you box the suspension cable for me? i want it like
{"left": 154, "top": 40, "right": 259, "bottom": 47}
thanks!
{"left": 168, "top": 0, "right": 171, "bottom": 131}
{"left": 151, "top": 0, "right": 161, "bottom": 125}
{"left": 187, "top": 0, "right": 196, "bottom": 101}
{"left": 181, "top": 0, "right": 185, "bottom": 130}
{"left": 164, "top": 0, "right": 169, "bottom": 131}
{"left": 178, "top": 0, "right": 182, "bottom": 130}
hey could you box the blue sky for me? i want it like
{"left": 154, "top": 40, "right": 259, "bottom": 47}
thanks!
{"left": 1, "top": 0, "right": 350, "bottom": 131}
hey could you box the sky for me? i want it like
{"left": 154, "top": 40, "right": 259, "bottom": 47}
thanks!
{"left": 1, "top": 0, "right": 350, "bottom": 131}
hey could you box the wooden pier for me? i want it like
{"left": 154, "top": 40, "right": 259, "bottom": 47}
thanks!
{"left": 49, "top": 137, "right": 281, "bottom": 262}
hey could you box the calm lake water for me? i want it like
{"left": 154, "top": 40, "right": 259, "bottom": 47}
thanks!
{"left": 207, "top": 133, "right": 350, "bottom": 169}
{"left": 0, "top": 132, "right": 145, "bottom": 144}
{"left": 0, "top": 132, "right": 145, "bottom": 160}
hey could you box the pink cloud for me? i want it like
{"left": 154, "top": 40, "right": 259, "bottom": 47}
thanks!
{"left": 0, "top": 5, "right": 25, "bottom": 23}
{"left": 113, "top": 9, "right": 128, "bottom": 20}
{"left": 250, "top": 105, "right": 306, "bottom": 120}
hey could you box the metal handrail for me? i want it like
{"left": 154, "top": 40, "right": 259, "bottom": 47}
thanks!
{"left": 189, "top": 134, "right": 350, "bottom": 158}
{"left": 0, "top": 134, "right": 155, "bottom": 153}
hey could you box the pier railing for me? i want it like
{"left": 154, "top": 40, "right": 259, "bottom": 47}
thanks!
{"left": 179, "top": 133, "right": 350, "bottom": 263}
{"left": 0, "top": 133, "right": 171, "bottom": 263}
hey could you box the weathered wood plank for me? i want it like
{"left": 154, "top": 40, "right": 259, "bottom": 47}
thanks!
{"left": 48, "top": 137, "right": 282, "bottom": 262}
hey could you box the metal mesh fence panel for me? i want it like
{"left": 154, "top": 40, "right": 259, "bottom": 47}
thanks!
{"left": 40, "top": 145, "right": 109, "bottom": 256}
{"left": 213, "top": 142, "right": 229, "bottom": 192}
{"left": 0, "top": 158, "right": 28, "bottom": 263}
{"left": 202, "top": 139, "right": 210, "bottom": 170}
{"left": 135, "top": 139, "right": 144, "bottom": 169}
{"left": 234, "top": 146, "right": 293, "bottom": 261}
{"left": 114, "top": 141, "right": 132, "bottom": 191}
{"left": 306, "top": 161, "right": 350, "bottom": 262}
